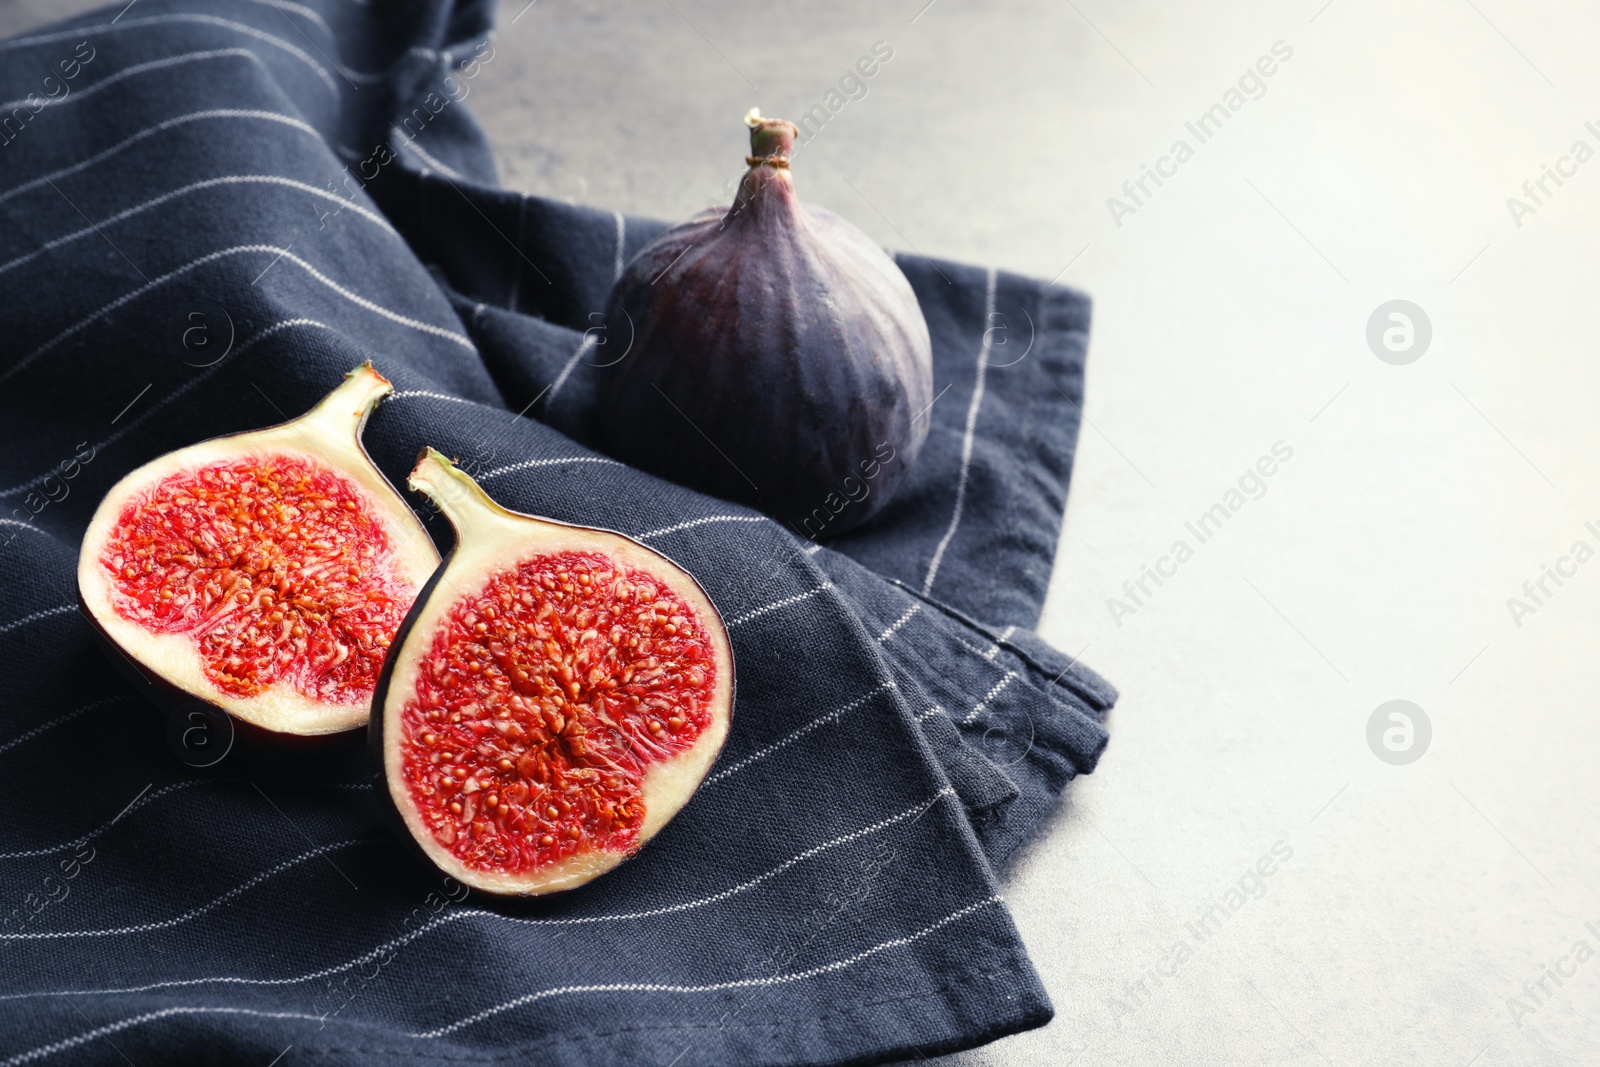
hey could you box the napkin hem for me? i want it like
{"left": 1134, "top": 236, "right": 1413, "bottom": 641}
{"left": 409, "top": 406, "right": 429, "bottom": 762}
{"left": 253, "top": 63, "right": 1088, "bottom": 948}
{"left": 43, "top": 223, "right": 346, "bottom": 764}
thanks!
{"left": 260, "top": 961, "right": 1049, "bottom": 1067}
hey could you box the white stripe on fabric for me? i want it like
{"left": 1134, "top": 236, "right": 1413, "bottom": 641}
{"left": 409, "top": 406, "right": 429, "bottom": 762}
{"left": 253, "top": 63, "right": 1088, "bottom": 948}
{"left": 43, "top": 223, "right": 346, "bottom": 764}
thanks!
{"left": 0, "top": 244, "right": 472, "bottom": 387}
{"left": 726, "top": 583, "right": 834, "bottom": 628}
{"left": 478, "top": 456, "right": 624, "bottom": 481}
{"left": 803, "top": 543, "right": 824, "bottom": 555}
{"left": 916, "top": 704, "right": 946, "bottom": 722}
{"left": 952, "top": 635, "right": 992, "bottom": 660}
{"left": 543, "top": 333, "right": 595, "bottom": 409}
{"left": 234, "top": 249, "right": 470, "bottom": 344}
{"left": 390, "top": 390, "right": 478, "bottom": 406}
{"left": 0, "top": 604, "right": 74, "bottom": 637}
{"left": 877, "top": 605, "right": 919, "bottom": 643}
{"left": 332, "top": 65, "right": 386, "bottom": 86}
{"left": 0, "top": 519, "right": 51, "bottom": 539}
{"left": 922, "top": 267, "right": 997, "bottom": 595}
{"left": 636, "top": 515, "right": 765, "bottom": 540}
{"left": 0, "top": 790, "right": 958, "bottom": 1001}
{"left": 494, "top": 790, "right": 958, "bottom": 925}
{"left": 0, "top": 176, "right": 393, "bottom": 279}
{"left": 0, "top": 896, "right": 1003, "bottom": 1062}
{"left": 238, "top": 0, "right": 332, "bottom": 37}
{"left": 0, "top": 14, "right": 341, "bottom": 97}
{"left": 0, "top": 319, "right": 340, "bottom": 498}
{"left": 0, "top": 839, "right": 378, "bottom": 941}
{"left": 612, "top": 210, "right": 627, "bottom": 279}
{"left": 0, "top": 110, "right": 321, "bottom": 208}
{"left": 0, "top": 781, "right": 199, "bottom": 860}
{"left": 961, "top": 671, "right": 1017, "bottom": 726}
{"left": 413, "top": 896, "right": 1005, "bottom": 1038}
{"left": 0, "top": 49, "right": 272, "bottom": 115}
{"left": 982, "top": 625, "right": 1017, "bottom": 661}
{"left": 0, "top": 696, "right": 131, "bottom": 758}
{"left": 704, "top": 682, "right": 895, "bottom": 786}
{"left": 395, "top": 133, "right": 466, "bottom": 181}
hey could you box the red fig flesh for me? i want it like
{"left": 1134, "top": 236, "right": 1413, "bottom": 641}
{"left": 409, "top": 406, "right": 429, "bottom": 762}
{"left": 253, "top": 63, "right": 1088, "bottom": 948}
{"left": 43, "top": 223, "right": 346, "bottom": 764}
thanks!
{"left": 372, "top": 450, "right": 734, "bottom": 895}
{"left": 77, "top": 364, "right": 439, "bottom": 740}
{"left": 600, "top": 110, "right": 934, "bottom": 538}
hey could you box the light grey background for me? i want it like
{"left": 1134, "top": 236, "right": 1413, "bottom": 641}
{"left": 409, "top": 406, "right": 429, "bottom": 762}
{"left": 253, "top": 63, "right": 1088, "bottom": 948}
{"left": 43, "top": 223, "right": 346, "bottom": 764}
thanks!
{"left": 4, "top": 1, "right": 1596, "bottom": 1064}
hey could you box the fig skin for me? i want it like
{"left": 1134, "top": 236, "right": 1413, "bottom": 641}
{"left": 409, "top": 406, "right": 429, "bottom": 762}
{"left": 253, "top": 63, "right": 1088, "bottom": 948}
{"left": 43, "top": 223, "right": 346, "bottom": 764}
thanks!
{"left": 75, "top": 364, "right": 440, "bottom": 763}
{"left": 370, "top": 450, "right": 735, "bottom": 897}
{"left": 599, "top": 112, "right": 933, "bottom": 540}
{"left": 78, "top": 601, "right": 362, "bottom": 769}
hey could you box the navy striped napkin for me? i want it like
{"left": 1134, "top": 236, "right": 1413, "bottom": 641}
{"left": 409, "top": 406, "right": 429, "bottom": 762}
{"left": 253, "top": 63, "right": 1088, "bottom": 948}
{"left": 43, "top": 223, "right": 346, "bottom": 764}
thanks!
{"left": 0, "top": 1, "right": 1115, "bottom": 1064}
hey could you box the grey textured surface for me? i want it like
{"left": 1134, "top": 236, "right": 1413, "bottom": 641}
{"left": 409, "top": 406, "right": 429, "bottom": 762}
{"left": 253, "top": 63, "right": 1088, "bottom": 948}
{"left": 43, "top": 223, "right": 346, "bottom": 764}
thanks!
{"left": 5, "top": 1, "right": 1598, "bottom": 1064}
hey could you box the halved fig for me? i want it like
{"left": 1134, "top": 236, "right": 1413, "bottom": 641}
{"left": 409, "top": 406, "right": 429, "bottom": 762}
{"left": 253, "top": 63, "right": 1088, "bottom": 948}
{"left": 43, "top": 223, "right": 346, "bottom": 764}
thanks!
{"left": 77, "top": 364, "right": 439, "bottom": 745}
{"left": 371, "top": 450, "right": 734, "bottom": 896}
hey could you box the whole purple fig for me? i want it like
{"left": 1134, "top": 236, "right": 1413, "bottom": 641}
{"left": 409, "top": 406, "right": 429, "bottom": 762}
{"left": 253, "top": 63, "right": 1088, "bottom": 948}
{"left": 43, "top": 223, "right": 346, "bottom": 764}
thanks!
{"left": 599, "top": 110, "right": 934, "bottom": 539}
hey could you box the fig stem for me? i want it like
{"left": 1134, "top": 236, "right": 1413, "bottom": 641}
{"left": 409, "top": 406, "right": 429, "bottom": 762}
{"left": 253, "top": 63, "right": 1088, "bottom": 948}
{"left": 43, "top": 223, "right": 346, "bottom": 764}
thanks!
{"left": 745, "top": 112, "right": 797, "bottom": 164}
{"left": 408, "top": 448, "right": 514, "bottom": 535}
{"left": 299, "top": 362, "right": 392, "bottom": 440}
{"left": 734, "top": 112, "right": 799, "bottom": 215}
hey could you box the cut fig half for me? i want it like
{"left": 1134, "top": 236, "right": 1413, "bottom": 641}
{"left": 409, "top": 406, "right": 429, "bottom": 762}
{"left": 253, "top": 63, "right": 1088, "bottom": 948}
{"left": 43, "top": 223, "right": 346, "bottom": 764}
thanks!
{"left": 77, "top": 364, "right": 439, "bottom": 744}
{"left": 372, "top": 450, "right": 734, "bottom": 896}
